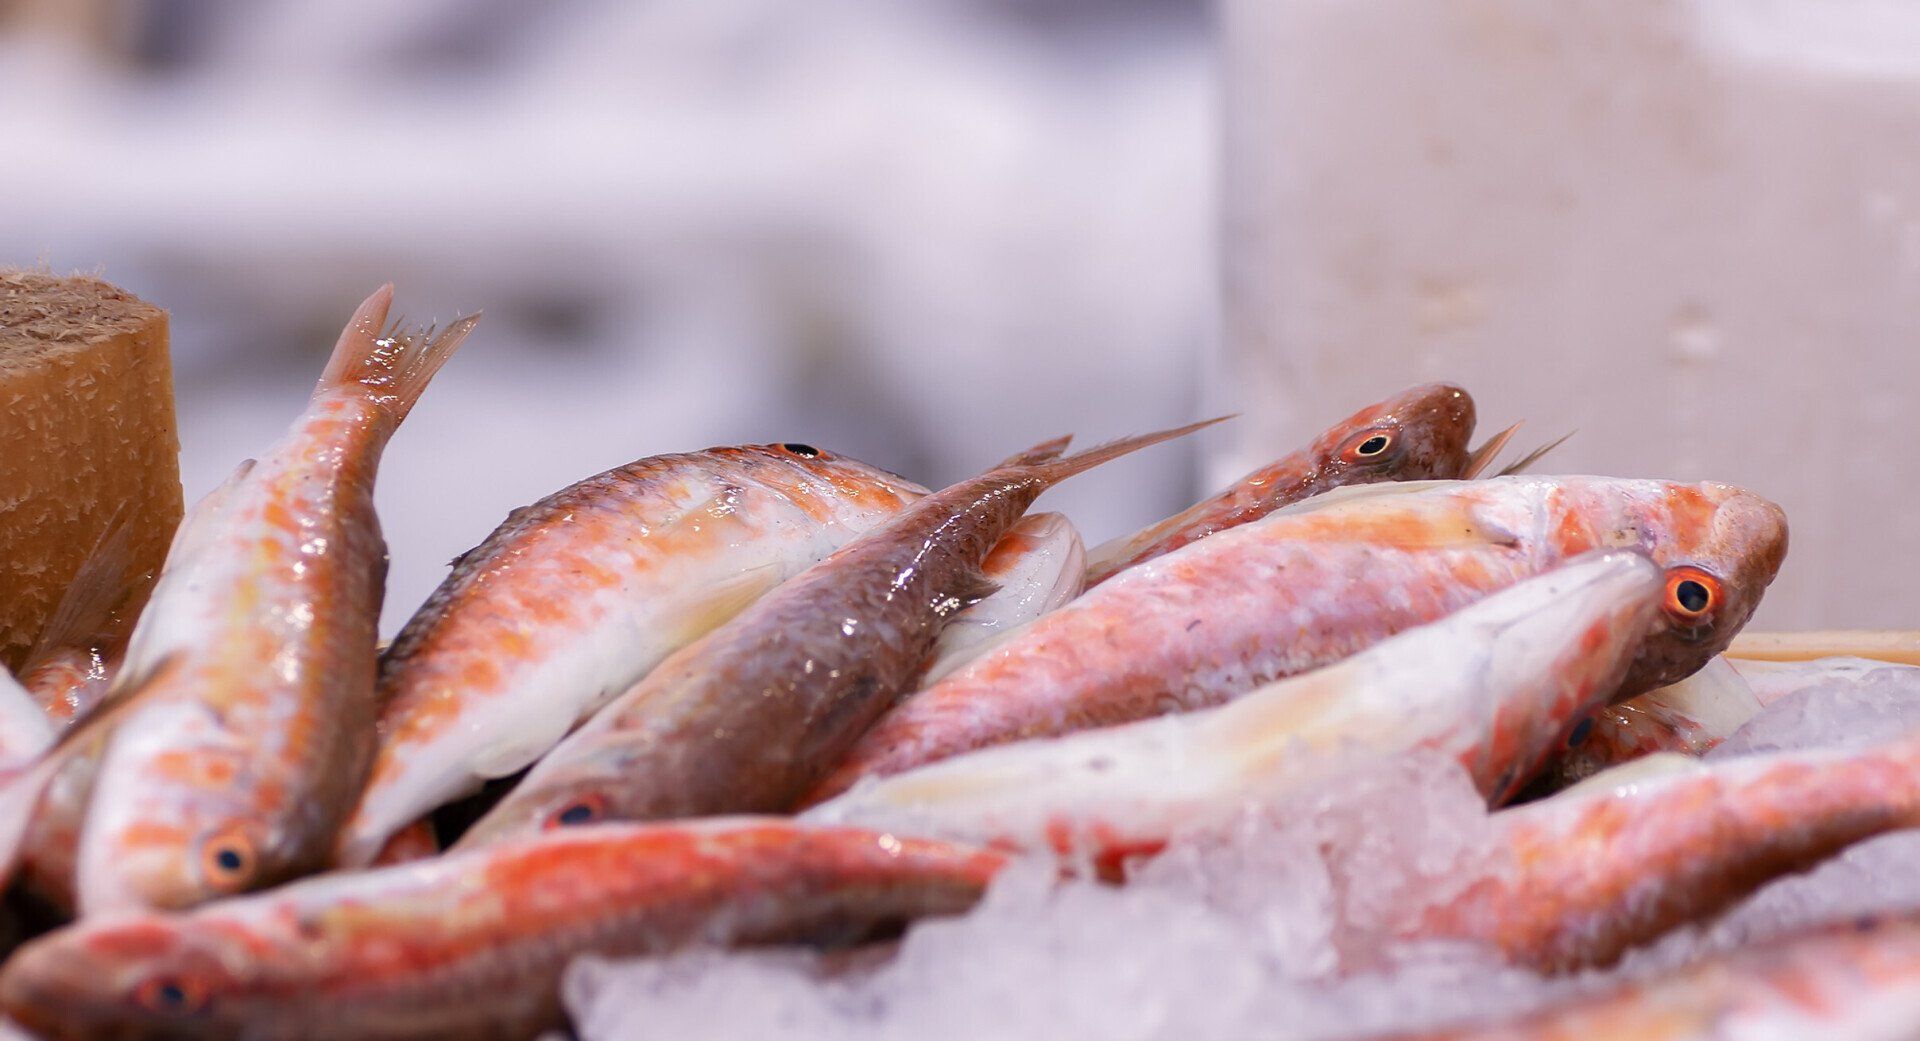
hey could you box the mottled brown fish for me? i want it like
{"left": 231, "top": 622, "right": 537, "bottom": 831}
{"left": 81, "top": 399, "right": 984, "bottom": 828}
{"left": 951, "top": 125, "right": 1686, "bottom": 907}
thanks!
{"left": 1084, "top": 383, "right": 1481, "bottom": 584}
{"left": 454, "top": 419, "right": 1221, "bottom": 848}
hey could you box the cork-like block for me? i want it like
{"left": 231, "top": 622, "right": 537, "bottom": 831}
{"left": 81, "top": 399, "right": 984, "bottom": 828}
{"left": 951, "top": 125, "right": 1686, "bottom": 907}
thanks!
{"left": 0, "top": 271, "right": 184, "bottom": 670}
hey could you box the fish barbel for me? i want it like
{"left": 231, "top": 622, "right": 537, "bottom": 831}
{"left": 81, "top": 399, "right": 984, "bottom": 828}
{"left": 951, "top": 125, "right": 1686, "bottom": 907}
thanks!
{"left": 1084, "top": 383, "right": 1479, "bottom": 584}
{"left": 807, "top": 475, "right": 1788, "bottom": 800}
{"left": 1396, "top": 915, "right": 1920, "bottom": 1041}
{"left": 0, "top": 820, "right": 1004, "bottom": 1041}
{"left": 454, "top": 419, "right": 1221, "bottom": 848}
{"left": 1409, "top": 735, "right": 1920, "bottom": 971}
{"left": 920, "top": 511, "right": 1085, "bottom": 684}
{"left": 76, "top": 286, "right": 476, "bottom": 915}
{"left": 806, "top": 552, "right": 1662, "bottom": 867}
{"left": 335, "top": 442, "right": 927, "bottom": 867}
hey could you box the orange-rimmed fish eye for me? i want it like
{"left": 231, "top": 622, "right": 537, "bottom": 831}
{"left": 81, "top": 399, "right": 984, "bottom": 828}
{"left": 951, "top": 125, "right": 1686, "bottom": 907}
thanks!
{"left": 134, "top": 975, "right": 210, "bottom": 1017}
{"left": 198, "top": 828, "right": 258, "bottom": 893}
{"left": 546, "top": 792, "right": 609, "bottom": 830}
{"left": 1339, "top": 429, "right": 1396, "bottom": 463}
{"left": 1663, "top": 566, "right": 1721, "bottom": 623}
{"left": 1565, "top": 715, "right": 1595, "bottom": 749}
{"left": 779, "top": 443, "right": 824, "bottom": 459}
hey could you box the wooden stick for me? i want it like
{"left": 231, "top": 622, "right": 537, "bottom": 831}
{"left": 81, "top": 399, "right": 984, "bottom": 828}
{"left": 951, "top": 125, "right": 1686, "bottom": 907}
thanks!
{"left": 1726, "top": 631, "right": 1920, "bottom": 667}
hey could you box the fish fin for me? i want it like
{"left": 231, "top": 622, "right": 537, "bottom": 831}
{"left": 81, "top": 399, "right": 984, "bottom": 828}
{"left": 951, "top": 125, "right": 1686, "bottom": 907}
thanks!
{"left": 1496, "top": 431, "right": 1574, "bottom": 477}
{"left": 1462, "top": 422, "right": 1522, "bottom": 479}
{"left": 1025, "top": 416, "right": 1233, "bottom": 485}
{"left": 0, "top": 653, "right": 181, "bottom": 887}
{"left": 995, "top": 435, "right": 1075, "bottom": 469}
{"left": 941, "top": 568, "right": 1003, "bottom": 617}
{"left": 24, "top": 507, "right": 137, "bottom": 670}
{"left": 666, "top": 564, "right": 787, "bottom": 647}
{"left": 318, "top": 284, "right": 479, "bottom": 423}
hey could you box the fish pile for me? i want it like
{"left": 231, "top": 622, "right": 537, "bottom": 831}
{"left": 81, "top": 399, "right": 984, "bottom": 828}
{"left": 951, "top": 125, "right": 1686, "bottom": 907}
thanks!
{"left": 7, "top": 284, "right": 1914, "bottom": 1041}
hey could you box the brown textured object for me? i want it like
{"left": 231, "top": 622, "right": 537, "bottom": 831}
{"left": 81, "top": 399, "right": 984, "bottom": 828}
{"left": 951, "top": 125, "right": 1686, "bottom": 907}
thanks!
{"left": 0, "top": 271, "right": 183, "bottom": 670}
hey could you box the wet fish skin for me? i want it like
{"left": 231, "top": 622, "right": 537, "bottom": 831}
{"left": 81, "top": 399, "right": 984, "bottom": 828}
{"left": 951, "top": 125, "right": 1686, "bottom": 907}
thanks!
{"left": 1412, "top": 736, "right": 1920, "bottom": 971}
{"left": 806, "top": 552, "right": 1663, "bottom": 867}
{"left": 0, "top": 820, "right": 1004, "bottom": 1041}
{"left": 807, "top": 476, "right": 1788, "bottom": 800}
{"left": 76, "top": 287, "right": 475, "bottom": 915}
{"left": 920, "top": 511, "right": 1085, "bottom": 684}
{"left": 1396, "top": 916, "right": 1920, "bottom": 1041}
{"left": 454, "top": 421, "right": 1219, "bottom": 849}
{"left": 335, "top": 442, "right": 928, "bottom": 868}
{"left": 1085, "top": 383, "right": 1476, "bottom": 584}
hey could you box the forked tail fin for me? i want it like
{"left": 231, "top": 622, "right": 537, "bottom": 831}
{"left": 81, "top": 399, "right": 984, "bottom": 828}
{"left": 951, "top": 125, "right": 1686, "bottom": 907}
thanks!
{"left": 317, "top": 284, "right": 480, "bottom": 424}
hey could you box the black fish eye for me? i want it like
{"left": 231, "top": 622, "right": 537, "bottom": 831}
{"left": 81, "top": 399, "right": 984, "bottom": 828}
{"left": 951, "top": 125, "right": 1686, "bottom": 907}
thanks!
{"left": 1356, "top": 435, "right": 1390, "bottom": 456}
{"left": 213, "top": 848, "right": 245, "bottom": 872}
{"left": 780, "top": 443, "right": 821, "bottom": 458}
{"left": 1674, "top": 580, "right": 1710, "bottom": 613}
{"left": 154, "top": 983, "right": 188, "bottom": 1009}
{"left": 1567, "top": 716, "right": 1594, "bottom": 748}
{"left": 556, "top": 802, "right": 598, "bottom": 826}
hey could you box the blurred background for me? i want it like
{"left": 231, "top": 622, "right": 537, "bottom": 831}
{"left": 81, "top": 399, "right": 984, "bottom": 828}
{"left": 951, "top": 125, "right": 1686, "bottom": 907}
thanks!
{"left": 2, "top": 0, "right": 1917, "bottom": 633}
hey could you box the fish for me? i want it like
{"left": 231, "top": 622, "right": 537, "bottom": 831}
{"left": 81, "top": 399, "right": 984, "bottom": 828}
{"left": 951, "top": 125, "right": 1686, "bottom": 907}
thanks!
{"left": 452, "top": 419, "right": 1222, "bottom": 849}
{"left": 0, "top": 819, "right": 1004, "bottom": 1041}
{"left": 1395, "top": 915, "right": 1920, "bottom": 1041}
{"left": 805, "top": 551, "right": 1663, "bottom": 869}
{"left": 333, "top": 442, "right": 929, "bottom": 868}
{"left": 0, "top": 669, "right": 51, "bottom": 771}
{"left": 1534, "top": 656, "right": 1919, "bottom": 789}
{"left": 805, "top": 475, "right": 1789, "bottom": 801}
{"left": 920, "top": 511, "right": 1085, "bottom": 684}
{"left": 75, "top": 286, "right": 476, "bottom": 915}
{"left": 1408, "top": 735, "right": 1920, "bottom": 971}
{"left": 1083, "top": 383, "right": 1479, "bottom": 585}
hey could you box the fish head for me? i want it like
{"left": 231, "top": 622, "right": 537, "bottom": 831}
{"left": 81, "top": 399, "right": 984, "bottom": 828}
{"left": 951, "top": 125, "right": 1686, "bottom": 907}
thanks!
{"left": 0, "top": 917, "right": 278, "bottom": 1040}
{"left": 718, "top": 443, "right": 929, "bottom": 515}
{"left": 1567, "top": 480, "right": 1789, "bottom": 698}
{"left": 1303, "top": 383, "right": 1477, "bottom": 490}
{"left": 79, "top": 714, "right": 310, "bottom": 915}
{"left": 454, "top": 755, "right": 633, "bottom": 850}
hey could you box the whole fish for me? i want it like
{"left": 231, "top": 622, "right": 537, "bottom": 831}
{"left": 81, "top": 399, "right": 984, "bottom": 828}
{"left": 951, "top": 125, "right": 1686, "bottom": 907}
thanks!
{"left": 0, "top": 820, "right": 1004, "bottom": 1041}
{"left": 76, "top": 286, "right": 475, "bottom": 915}
{"left": 807, "top": 475, "right": 1789, "bottom": 801}
{"left": 1084, "top": 382, "right": 1482, "bottom": 584}
{"left": 1396, "top": 916, "right": 1920, "bottom": 1041}
{"left": 920, "top": 511, "right": 1084, "bottom": 684}
{"left": 454, "top": 420, "right": 1219, "bottom": 848}
{"left": 334, "top": 442, "right": 928, "bottom": 867}
{"left": 806, "top": 551, "right": 1662, "bottom": 868}
{"left": 1409, "top": 735, "right": 1920, "bottom": 971}
{"left": 1536, "top": 656, "right": 1918, "bottom": 789}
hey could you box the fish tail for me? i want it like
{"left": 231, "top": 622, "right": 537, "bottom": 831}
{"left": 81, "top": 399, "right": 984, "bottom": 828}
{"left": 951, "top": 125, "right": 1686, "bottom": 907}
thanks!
{"left": 1024, "top": 415, "right": 1232, "bottom": 486}
{"left": 317, "top": 284, "right": 479, "bottom": 424}
{"left": 994, "top": 435, "right": 1074, "bottom": 469}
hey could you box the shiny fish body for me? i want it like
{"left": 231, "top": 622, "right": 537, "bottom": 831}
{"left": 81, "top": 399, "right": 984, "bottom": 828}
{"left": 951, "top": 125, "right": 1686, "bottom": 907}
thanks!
{"left": 1085, "top": 383, "right": 1476, "bottom": 584}
{"left": 76, "top": 288, "right": 475, "bottom": 914}
{"left": 808, "top": 476, "right": 1788, "bottom": 799}
{"left": 0, "top": 820, "right": 1004, "bottom": 1041}
{"left": 455, "top": 422, "right": 1215, "bottom": 848}
{"left": 0, "top": 670, "right": 51, "bottom": 770}
{"left": 335, "top": 443, "right": 927, "bottom": 867}
{"left": 1401, "top": 916, "right": 1920, "bottom": 1041}
{"left": 807, "top": 552, "right": 1661, "bottom": 865}
{"left": 920, "top": 511, "right": 1085, "bottom": 684}
{"left": 1412, "top": 736, "right": 1920, "bottom": 971}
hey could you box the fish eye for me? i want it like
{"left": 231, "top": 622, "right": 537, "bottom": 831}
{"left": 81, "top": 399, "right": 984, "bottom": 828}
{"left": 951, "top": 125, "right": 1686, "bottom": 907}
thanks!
{"left": 1566, "top": 716, "right": 1595, "bottom": 748}
{"left": 134, "top": 975, "right": 209, "bottom": 1016}
{"left": 198, "top": 829, "right": 258, "bottom": 892}
{"left": 546, "top": 792, "right": 609, "bottom": 830}
{"left": 779, "top": 443, "right": 823, "bottom": 459}
{"left": 1663, "top": 567, "right": 1721, "bottom": 623}
{"left": 1340, "top": 430, "right": 1396, "bottom": 463}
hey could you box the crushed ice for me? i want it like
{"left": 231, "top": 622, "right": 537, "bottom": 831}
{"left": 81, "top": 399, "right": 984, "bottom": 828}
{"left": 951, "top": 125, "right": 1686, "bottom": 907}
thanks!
{"left": 568, "top": 661, "right": 1920, "bottom": 1039}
